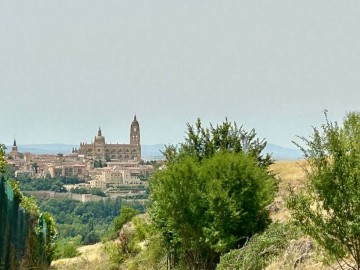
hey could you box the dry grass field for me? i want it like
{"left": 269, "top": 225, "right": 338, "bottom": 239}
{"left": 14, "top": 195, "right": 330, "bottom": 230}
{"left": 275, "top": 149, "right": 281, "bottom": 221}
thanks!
{"left": 270, "top": 159, "right": 308, "bottom": 193}
{"left": 51, "top": 243, "right": 108, "bottom": 270}
{"left": 266, "top": 160, "right": 331, "bottom": 270}
{"left": 268, "top": 160, "right": 308, "bottom": 223}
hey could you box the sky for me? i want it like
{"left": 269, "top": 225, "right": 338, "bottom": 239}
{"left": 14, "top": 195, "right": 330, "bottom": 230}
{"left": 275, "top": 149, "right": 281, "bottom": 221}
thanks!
{"left": 1, "top": 1, "right": 360, "bottom": 148}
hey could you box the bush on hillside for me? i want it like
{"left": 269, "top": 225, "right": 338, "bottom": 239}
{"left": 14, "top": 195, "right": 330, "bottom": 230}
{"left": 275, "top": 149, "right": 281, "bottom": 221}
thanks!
{"left": 217, "top": 223, "right": 300, "bottom": 270}
{"left": 150, "top": 119, "right": 277, "bottom": 269}
{"left": 288, "top": 111, "right": 360, "bottom": 269}
{"left": 53, "top": 236, "right": 81, "bottom": 260}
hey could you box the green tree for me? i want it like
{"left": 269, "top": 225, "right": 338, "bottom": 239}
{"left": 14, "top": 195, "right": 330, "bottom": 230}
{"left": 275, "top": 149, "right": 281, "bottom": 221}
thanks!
{"left": 84, "top": 231, "right": 100, "bottom": 245}
{"left": 53, "top": 236, "right": 81, "bottom": 259}
{"left": 150, "top": 119, "right": 276, "bottom": 269}
{"left": 288, "top": 111, "right": 360, "bottom": 270}
{"left": 94, "top": 159, "right": 104, "bottom": 168}
{"left": 163, "top": 118, "right": 272, "bottom": 167}
{"left": 31, "top": 162, "right": 39, "bottom": 173}
{"left": 113, "top": 206, "right": 140, "bottom": 232}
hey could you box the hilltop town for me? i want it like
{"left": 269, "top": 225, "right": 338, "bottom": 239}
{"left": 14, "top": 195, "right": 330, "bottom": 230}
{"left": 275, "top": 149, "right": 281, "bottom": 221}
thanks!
{"left": 5, "top": 116, "right": 156, "bottom": 201}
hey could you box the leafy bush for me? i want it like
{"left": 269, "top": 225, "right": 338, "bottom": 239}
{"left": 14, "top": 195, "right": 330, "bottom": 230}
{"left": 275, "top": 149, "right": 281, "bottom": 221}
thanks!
{"left": 106, "top": 214, "right": 167, "bottom": 270}
{"left": 288, "top": 111, "right": 360, "bottom": 269}
{"left": 150, "top": 119, "right": 277, "bottom": 269}
{"left": 113, "top": 206, "right": 139, "bottom": 232}
{"left": 53, "top": 236, "right": 81, "bottom": 259}
{"left": 104, "top": 241, "right": 128, "bottom": 266}
{"left": 217, "top": 223, "right": 300, "bottom": 270}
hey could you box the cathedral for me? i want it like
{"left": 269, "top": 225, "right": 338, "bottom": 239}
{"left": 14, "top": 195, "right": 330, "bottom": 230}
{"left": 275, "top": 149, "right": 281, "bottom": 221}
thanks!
{"left": 78, "top": 116, "right": 141, "bottom": 162}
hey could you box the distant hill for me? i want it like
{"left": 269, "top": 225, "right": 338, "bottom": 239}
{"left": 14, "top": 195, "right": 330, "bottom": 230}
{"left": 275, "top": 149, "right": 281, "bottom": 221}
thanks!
{"left": 6, "top": 143, "right": 302, "bottom": 160}
{"left": 6, "top": 144, "right": 78, "bottom": 155}
{"left": 141, "top": 144, "right": 166, "bottom": 160}
{"left": 265, "top": 144, "right": 302, "bottom": 160}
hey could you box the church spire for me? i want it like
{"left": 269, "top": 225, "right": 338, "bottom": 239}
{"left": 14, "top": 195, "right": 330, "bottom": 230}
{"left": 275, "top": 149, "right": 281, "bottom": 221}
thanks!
{"left": 98, "top": 127, "right": 102, "bottom": 136}
{"left": 12, "top": 138, "right": 18, "bottom": 153}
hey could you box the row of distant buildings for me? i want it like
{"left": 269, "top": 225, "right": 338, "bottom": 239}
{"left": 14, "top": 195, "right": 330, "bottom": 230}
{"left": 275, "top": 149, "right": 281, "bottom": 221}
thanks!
{"left": 6, "top": 117, "right": 155, "bottom": 190}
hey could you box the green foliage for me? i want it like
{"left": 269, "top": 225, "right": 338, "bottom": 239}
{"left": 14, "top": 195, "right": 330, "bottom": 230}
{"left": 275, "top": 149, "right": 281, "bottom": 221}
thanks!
{"left": 150, "top": 118, "right": 276, "bottom": 269}
{"left": 106, "top": 217, "right": 144, "bottom": 268}
{"left": 70, "top": 186, "right": 106, "bottom": 197}
{"left": 2, "top": 163, "right": 15, "bottom": 179}
{"left": 84, "top": 231, "right": 100, "bottom": 245}
{"left": 1, "top": 175, "right": 57, "bottom": 268}
{"left": 42, "top": 212, "right": 58, "bottom": 263}
{"left": 203, "top": 152, "right": 276, "bottom": 252}
{"left": 132, "top": 216, "right": 150, "bottom": 242}
{"left": 129, "top": 216, "right": 167, "bottom": 269}
{"left": 287, "top": 111, "right": 360, "bottom": 269}
{"left": 163, "top": 118, "right": 273, "bottom": 167}
{"left": 0, "top": 144, "right": 6, "bottom": 173}
{"left": 94, "top": 159, "right": 105, "bottom": 168}
{"left": 104, "top": 241, "right": 128, "bottom": 266}
{"left": 8, "top": 179, "right": 40, "bottom": 217}
{"left": 38, "top": 198, "right": 124, "bottom": 244}
{"left": 217, "top": 222, "right": 300, "bottom": 270}
{"left": 113, "top": 206, "right": 140, "bottom": 232}
{"left": 8, "top": 181, "right": 58, "bottom": 263}
{"left": 16, "top": 176, "right": 67, "bottom": 192}
{"left": 139, "top": 232, "right": 167, "bottom": 269}
{"left": 105, "top": 214, "right": 167, "bottom": 269}
{"left": 53, "top": 236, "right": 81, "bottom": 259}
{"left": 58, "top": 176, "right": 85, "bottom": 185}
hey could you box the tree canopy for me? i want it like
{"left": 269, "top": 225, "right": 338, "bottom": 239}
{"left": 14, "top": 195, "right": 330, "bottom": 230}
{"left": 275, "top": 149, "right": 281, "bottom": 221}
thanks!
{"left": 162, "top": 118, "right": 273, "bottom": 167}
{"left": 150, "top": 118, "right": 276, "bottom": 269}
{"left": 288, "top": 111, "right": 360, "bottom": 270}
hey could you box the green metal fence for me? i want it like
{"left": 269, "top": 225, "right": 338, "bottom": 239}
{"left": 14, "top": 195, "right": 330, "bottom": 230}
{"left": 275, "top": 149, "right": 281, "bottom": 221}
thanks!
{"left": 0, "top": 176, "right": 50, "bottom": 269}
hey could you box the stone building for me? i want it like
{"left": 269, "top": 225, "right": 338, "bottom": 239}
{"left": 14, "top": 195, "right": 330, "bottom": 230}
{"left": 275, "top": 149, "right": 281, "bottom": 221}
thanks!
{"left": 78, "top": 116, "right": 141, "bottom": 162}
{"left": 47, "top": 164, "right": 88, "bottom": 179}
{"left": 9, "top": 139, "right": 20, "bottom": 160}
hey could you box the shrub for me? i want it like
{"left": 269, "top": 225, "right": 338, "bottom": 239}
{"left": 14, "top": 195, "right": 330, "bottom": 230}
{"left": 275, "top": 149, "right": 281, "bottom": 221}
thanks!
{"left": 217, "top": 223, "right": 300, "bottom": 270}
{"left": 53, "top": 236, "right": 81, "bottom": 259}
{"left": 288, "top": 111, "right": 360, "bottom": 269}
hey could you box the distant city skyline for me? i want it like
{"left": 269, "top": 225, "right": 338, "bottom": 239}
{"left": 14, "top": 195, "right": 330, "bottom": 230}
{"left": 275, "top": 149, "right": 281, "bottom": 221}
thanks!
{"left": 1, "top": 1, "right": 360, "bottom": 148}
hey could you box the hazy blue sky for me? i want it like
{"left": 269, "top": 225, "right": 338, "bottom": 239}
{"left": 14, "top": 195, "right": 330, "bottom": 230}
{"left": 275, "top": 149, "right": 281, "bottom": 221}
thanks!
{"left": 1, "top": 1, "right": 360, "bottom": 148}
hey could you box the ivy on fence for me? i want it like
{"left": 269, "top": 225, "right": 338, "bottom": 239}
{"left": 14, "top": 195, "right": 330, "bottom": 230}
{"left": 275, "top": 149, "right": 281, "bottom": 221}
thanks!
{"left": 0, "top": 176, "right": 55, "bottom": 269}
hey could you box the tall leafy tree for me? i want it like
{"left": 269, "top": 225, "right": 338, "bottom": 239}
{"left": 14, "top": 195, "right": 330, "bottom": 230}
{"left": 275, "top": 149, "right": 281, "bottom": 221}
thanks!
{"left": 288, "top": 111, "right": 360, "bottom": 270}
{"left": 151, "top": 119, "right": 276, "bottom": 269}
{"left": 163, "top": 118, "right": 272, "bottom": 168}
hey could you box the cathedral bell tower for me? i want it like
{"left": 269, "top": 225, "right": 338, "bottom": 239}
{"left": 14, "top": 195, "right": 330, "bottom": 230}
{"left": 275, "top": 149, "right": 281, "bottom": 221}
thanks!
{"left": 130, "top": 115, "right": 141, "bottom": 160}
{"left": 10, "top": 139, "right": 19, "bottom": 160}
{"left": 12, "top": 139, "right": 18, "bottom": 153}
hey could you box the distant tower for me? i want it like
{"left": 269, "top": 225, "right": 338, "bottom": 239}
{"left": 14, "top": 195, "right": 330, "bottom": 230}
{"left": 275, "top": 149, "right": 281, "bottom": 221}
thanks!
{"left": 12, "top": 139, "right": 18, "bottom": 152}
{"left": 130, "top": 115, "right": 141, "bottom": 160}
{"left": 10, "top": 138, "right": 20, "bottom": 160}
{"left": 94, "top": 127, "right": 106, "bottom": 158}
